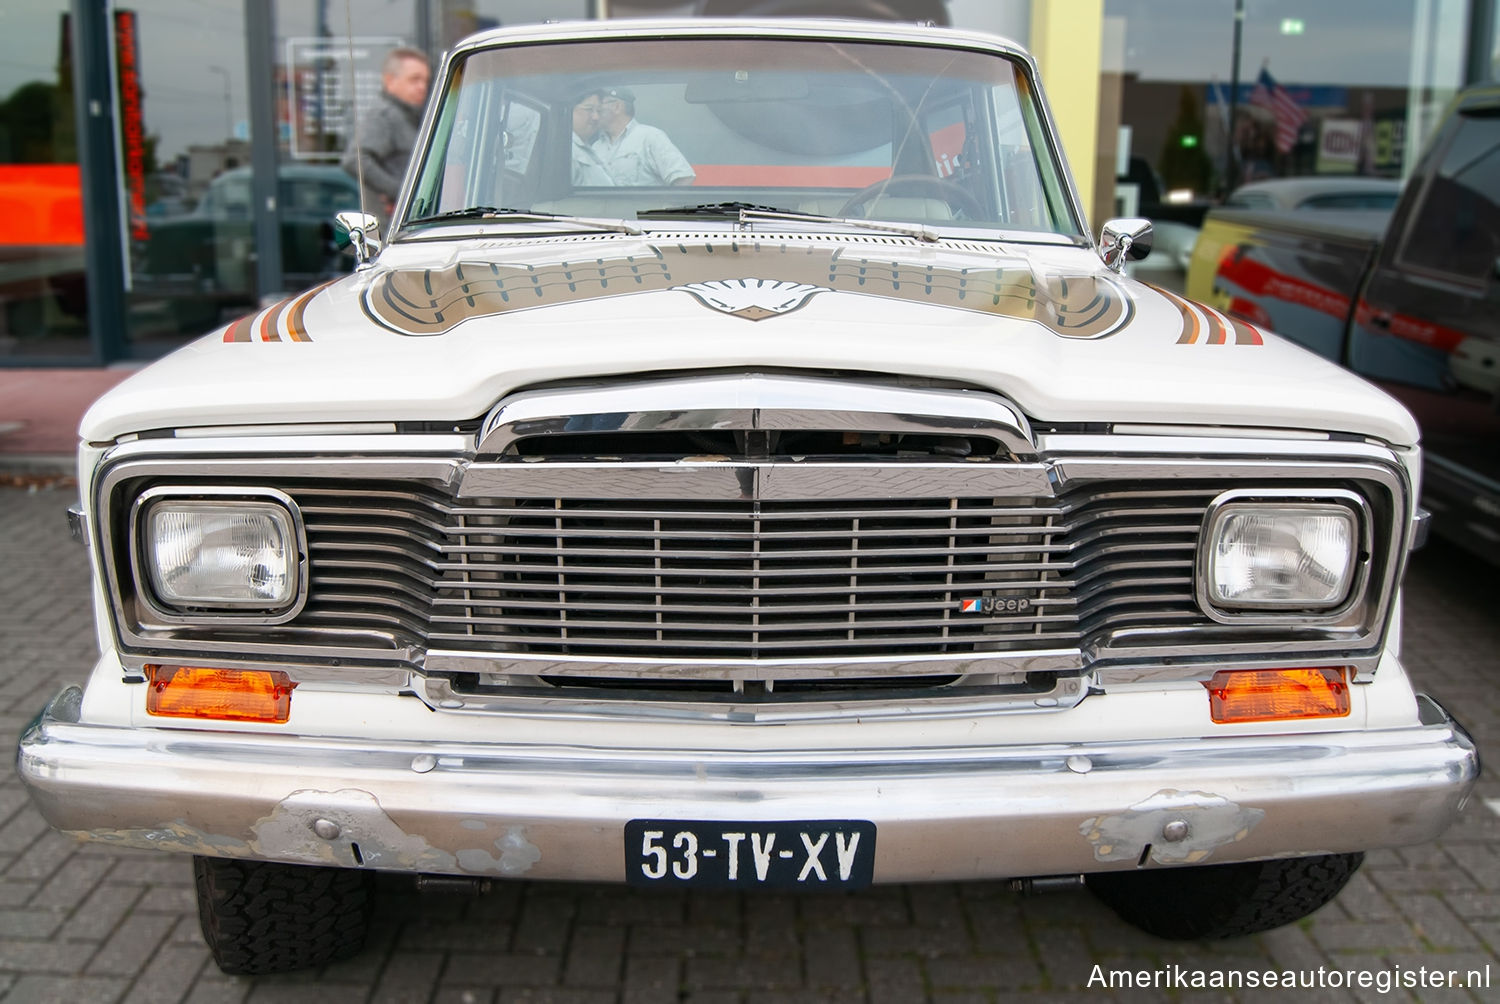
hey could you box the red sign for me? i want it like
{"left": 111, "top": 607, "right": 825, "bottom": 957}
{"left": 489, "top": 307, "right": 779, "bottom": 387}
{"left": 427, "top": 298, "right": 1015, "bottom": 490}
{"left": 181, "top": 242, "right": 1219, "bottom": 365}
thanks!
{"left": 115, "top": 9, "right": 148, "bottom": 242}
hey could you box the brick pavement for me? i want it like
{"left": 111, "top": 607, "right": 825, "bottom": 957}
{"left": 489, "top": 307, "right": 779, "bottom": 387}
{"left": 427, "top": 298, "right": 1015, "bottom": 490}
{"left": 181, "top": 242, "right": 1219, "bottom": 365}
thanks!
{"left": 0, "top": 481, "right": 1496, "bottom": 1002}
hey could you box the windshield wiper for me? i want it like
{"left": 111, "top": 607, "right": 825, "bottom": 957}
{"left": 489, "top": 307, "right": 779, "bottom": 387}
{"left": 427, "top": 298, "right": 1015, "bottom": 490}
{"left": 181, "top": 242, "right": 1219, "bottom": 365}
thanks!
{"left": 635, "top": 202, "right": 941, "bottom": 243}
{"left": 405, "top": 206, "right": 642, "bottom": 235}
{"left": 636, "top": 201, "right": 793, "bottom": 219}
{"left": 737, "top": 207, "right": 941, "bottom": 243}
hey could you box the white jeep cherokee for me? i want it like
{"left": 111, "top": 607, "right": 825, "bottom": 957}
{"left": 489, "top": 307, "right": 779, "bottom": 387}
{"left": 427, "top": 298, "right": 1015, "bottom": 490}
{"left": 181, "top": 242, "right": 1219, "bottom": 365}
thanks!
{"left": 18, "top": 18, "right": 1476, "bottom": 975}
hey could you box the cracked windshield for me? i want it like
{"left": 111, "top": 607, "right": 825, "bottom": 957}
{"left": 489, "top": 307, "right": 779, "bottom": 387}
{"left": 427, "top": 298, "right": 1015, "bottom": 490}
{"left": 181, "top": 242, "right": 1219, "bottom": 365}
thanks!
{"left": 406, "top": 37, "right": 1080, "bottom": 239}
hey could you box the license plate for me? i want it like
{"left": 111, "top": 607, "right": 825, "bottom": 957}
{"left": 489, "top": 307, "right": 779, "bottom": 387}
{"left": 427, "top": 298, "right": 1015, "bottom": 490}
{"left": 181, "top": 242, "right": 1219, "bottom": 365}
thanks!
{"left": 624, "top": 819, "right": 876, "bottom": 889}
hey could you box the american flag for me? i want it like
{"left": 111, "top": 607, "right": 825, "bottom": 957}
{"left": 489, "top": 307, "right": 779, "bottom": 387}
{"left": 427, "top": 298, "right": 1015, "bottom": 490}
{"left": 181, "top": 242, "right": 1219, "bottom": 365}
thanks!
{"left": 1249, "top": 66, "right": 1307, "bottom": 154}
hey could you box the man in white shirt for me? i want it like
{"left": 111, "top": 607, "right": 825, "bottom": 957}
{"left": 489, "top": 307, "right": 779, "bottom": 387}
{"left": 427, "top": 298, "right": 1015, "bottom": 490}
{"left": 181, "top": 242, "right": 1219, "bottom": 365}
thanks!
{"left": 593, "top": 87, "right": 695, "bottom": 187}
{"left": 571, "top": 90, "right": 615, "bottom": 187}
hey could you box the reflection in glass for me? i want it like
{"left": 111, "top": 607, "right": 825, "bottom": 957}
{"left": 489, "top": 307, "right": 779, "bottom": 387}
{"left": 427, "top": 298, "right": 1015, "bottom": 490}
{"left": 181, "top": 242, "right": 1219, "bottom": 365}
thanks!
{"left": 0, "top": 4, "right": 88, "bottom": 359}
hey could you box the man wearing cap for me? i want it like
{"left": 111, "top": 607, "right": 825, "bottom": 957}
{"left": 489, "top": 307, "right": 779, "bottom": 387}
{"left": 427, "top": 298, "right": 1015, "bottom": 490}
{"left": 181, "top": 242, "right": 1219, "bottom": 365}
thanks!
{"left": 593, "top": 86, "right": 695, "bottom": 186}
{"left": 571, "top": 90, "right": 615, "bottom": 186}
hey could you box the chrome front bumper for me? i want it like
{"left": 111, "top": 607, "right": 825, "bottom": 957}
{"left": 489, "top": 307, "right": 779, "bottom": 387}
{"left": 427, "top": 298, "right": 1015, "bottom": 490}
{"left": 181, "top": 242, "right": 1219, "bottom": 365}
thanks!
{"left": 17, "top": 687, "right": 1478, "bottom": 883}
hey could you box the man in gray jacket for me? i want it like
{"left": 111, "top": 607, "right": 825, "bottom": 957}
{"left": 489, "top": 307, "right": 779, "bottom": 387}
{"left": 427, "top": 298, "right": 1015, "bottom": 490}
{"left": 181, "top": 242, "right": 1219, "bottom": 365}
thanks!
{"left": 341, "top": 47, "right": 430, "bottom": 224}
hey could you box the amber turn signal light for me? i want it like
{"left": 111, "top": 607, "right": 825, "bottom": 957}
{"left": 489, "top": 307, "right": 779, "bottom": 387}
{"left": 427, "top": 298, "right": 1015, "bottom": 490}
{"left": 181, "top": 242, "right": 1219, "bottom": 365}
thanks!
{"left": 145, "top": 665, "right": 295, "bottom": 723}
{"left": 1206, "top": 667, "right": 1350, "bottom": 724}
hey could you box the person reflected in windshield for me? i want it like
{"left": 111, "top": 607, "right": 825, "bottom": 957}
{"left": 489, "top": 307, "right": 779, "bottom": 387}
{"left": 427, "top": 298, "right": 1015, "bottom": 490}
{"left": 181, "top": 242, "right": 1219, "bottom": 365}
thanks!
{"left": 593, "top": 86, "right": 695, "bottom": 187}
{"left": 571, "top": 90, "right": 616, "bottom": 187}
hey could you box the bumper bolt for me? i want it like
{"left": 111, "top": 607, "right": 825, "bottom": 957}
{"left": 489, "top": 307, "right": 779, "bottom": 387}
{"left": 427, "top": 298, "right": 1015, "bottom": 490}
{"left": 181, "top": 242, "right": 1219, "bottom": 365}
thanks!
{"left": 412, "top": 754, "right": 437, "bottom": 773}
{"left": 311, "top": 818, "right": 341, "bottom": 840}
{"left": 1065, "top": 755, "right": 1092, "bottom": 774}
{"left": 1162, "top": 820, "right": 1190, "bottom": 842}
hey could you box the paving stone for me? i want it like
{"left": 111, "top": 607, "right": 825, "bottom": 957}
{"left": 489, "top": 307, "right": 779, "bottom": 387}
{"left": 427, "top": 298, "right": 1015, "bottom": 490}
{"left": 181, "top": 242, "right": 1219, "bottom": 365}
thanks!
{"left": 86, "top": 910, "right": 178, "bottom": 976}
{"left": 683, "top": 956, "right": 804, "bottom": 992}
{"left": 55, "top": 882, "right": 143, "bottom": 944}
{"left": 121, "top": 943, "right": 211, "bottom": 1004}
{"left": 627, "top": 923, "right": 740, "bottom": 958}
{"left": 3, "top": 975, "right": 130, "bottom": 1004}
{"left": 802, "top": 926, "right": 862, "bottom": 989}
{"left": 368, "top": 949, "right": 444, "bottom": 1004}
{"left": 562, "top": 924, "right": 625, "bottom": 987}
{"left": 864, "top": 956, "right": 925, "bottom": 1004}
{"left": 431, "top": 989, "right": 497, "bottom": 1004}
{"left": 30, "top": 863, "right": 114, "bottom": 927}
{"left": 926, "top": 955, "right": 1044, "bottom": 991}
{"left": 443, "top": 953, "right": 563, "bottom": 986}
{"left": 1391, "top": 893, "right": 1482, "bottom": 949}
{"left": 620, "top": 955, "right": 679, "bottom": 1004}
{"left": 496, "top": 990, "right": 614, "bottom": 1004}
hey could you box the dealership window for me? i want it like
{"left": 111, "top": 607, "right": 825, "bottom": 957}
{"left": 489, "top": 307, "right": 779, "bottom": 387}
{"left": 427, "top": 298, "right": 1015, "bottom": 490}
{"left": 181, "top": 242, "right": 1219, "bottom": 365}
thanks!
{"left": 0, "top": 4, "right": 88, "bottom": 360}
{"left": 1099, "top": 0, "right": 1472, "bottom": 292}
{"left": 114, "top": 0, "right": 255, "bottom": 356}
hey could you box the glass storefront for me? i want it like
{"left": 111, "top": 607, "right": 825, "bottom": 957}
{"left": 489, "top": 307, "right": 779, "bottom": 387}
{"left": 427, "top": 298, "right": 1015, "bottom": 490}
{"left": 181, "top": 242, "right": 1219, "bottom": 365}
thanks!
{"left": 0, "top": 0, "right": 1492, "bottom": 365}
{"left": 1100, "top": 0, "right": 1475, "bottom": 292}
{"left": 119, "top": 1, "right": 255, "bottom": 357}
{"left": 0, "top": 3, "right": 88, "bottom": 360}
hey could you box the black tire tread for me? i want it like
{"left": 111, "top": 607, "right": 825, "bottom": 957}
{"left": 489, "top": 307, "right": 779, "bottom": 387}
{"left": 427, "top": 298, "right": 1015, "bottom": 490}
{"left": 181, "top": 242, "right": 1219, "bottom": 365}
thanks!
{"left": 194, "top": 856, "right": 374, "bottom": 975}
{"left": 1085, "top": 852, "right": 1363, "bottom": 940}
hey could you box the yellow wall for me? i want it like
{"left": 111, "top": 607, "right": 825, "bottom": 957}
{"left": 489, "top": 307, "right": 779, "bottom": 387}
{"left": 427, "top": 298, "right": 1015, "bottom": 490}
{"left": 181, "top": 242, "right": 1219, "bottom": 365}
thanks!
{"left": 1029, "top": 0, "right": 1104, "bottom": 232}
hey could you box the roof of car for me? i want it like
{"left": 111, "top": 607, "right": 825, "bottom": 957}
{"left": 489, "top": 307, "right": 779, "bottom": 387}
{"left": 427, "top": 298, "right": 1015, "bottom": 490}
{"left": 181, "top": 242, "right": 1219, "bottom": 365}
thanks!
{"left": 449, "top": 17, "right": 1029, "bottom": 61}
{"left": 1227, "top": 176, "right": 1401, "bottom": 209}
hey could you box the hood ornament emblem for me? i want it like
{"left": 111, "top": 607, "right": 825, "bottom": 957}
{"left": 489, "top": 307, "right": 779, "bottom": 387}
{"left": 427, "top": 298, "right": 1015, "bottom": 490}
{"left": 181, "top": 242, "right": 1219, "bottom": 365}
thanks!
{"left": 674, "top": 278, "right": 831, "bottom": 321}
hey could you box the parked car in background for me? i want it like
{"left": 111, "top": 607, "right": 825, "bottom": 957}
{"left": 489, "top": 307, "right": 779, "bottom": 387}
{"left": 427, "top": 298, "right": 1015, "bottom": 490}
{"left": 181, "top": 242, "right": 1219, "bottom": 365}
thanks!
{"left": 1189, "top": 84, "right": 1500, "bottom": 562}
{"left": 134, "top": 165, "right": 361, "bottom": 330}
{"left": 18, "top": 18, "right": 1475, "bottom": 977}
{"left": 1221, "top": 176, "right": 1403, "bottom": 213}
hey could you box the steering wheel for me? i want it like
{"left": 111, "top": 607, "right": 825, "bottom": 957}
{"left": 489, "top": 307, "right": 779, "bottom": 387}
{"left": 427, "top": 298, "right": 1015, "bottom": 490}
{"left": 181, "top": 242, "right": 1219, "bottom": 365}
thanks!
{"left": 836, "top": 174, "right": 984, "bottom": 221}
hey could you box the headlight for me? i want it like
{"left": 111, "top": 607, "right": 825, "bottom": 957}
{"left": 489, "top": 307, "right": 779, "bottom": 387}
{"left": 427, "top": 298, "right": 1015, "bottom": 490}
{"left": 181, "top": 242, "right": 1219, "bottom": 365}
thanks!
{"left": 133, "top": 492, "right": 303, "bottom": 615}
{"left": 1202, "top": 501, "right": 1359, "bottom": 612}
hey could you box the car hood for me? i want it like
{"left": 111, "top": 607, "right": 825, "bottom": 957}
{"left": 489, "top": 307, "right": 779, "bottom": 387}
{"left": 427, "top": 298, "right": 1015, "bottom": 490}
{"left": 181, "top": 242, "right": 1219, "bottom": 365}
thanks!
{"left": 82, "top": 233, "right": 1419, "bottom": 447}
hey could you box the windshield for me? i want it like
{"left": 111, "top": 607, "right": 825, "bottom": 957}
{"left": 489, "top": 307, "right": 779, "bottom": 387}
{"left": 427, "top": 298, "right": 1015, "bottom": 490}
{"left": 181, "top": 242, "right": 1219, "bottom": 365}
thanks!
{"left": 404, "top": 36, "right": 1080, "bottom": 239}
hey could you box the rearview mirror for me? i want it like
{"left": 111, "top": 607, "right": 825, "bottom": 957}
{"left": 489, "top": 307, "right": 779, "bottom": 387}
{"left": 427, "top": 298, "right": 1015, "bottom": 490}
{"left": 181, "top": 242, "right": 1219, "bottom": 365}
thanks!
{"left": 333, "top": 211, "right": 381, "bottom": 265}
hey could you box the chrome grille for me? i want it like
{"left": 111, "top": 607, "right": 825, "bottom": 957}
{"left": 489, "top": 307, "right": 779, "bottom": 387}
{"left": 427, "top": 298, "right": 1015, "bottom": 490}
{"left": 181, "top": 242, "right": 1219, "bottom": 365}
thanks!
{"left": 275, "top": 481, "right": 1216, "bottom": 660}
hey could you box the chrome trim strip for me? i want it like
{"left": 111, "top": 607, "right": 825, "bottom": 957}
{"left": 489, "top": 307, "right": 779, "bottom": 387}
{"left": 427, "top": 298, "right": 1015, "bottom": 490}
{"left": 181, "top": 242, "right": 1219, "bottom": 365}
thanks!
{"left": 67, "top": 505, "right": 87, "bottom": 546}
{"left": 458, "top": 461, "right": 1054, "bottom": 500}
{"left": 420, "top": 672, "right": 1087, "bottom": 724}
{"left": 1412, "top": 507, "right": 1432, "bottom": 551}
{"left": 101, "top": 435, "right": 473, "bottom": 463}
{"left": 478, "top": 374, "right": 1037, "bottom": 457}
{"left": 422, "top": 648, "right": 1085, "bottom": 681}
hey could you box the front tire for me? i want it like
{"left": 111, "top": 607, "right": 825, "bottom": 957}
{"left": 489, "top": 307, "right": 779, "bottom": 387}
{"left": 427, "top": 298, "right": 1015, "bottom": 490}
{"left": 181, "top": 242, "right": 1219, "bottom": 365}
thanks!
{"left": 194, "top": 856, "right": 375, "bottom": 975}
{"left": 1085, "top": 852, "right": 1362, "bottom": 940}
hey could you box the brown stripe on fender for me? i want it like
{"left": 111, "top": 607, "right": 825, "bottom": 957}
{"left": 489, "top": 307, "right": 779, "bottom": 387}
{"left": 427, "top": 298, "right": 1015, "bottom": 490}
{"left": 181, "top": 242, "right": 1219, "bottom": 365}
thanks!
{"left": 1146, "top": 284, "right": 1202, "bottom": 344}
{"left": 286, "top": 280, "right": 336, "bottom": 342}
{"left": 258, "top": 296, "right": 293, "bottom": 342}
{"left": 222, "top": 313, "right": 256, "bottom": 343}
{"left": 361, "top": 242, "right": 1134, "bottom": 340}
{"left": 1230, "top": 317, "right": 1265, "bottom": 345}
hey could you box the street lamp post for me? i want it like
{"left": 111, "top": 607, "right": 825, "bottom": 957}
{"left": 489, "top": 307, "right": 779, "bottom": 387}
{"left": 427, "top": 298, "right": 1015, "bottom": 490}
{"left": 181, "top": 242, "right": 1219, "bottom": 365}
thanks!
{"left": 208, "top": 65, "right": 232, "bottom": 142}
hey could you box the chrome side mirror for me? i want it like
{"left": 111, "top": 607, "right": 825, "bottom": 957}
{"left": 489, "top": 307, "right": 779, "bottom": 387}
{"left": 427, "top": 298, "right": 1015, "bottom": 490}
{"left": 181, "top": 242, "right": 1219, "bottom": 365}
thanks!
{"left": 333, "top": 211, "right": 382, "bottom": 266}
{"left": 1099, "top": 218, "right": 1153, "bottom": 273}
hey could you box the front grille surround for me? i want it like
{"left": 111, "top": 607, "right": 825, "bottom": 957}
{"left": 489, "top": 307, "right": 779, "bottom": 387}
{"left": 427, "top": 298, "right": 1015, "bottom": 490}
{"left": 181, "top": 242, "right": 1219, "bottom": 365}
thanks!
{"left": 96, "top": 452, "right": 1406, "bottom": 691}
